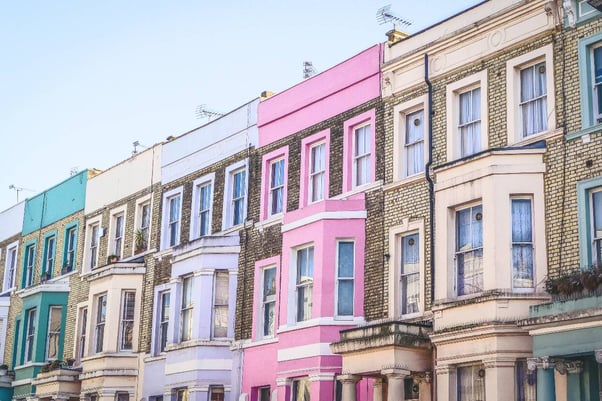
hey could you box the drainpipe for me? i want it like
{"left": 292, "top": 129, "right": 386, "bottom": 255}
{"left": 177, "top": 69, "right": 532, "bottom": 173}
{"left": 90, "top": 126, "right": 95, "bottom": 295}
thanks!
{"left": 424, "top": 52, "right": 438, "bottom": 401}
{"left": 424, "top": 54, "right": 435, "bottom": 305}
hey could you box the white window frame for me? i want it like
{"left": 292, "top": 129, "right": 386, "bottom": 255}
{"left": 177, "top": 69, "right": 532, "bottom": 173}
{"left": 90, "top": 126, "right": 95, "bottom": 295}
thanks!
{"left": 46, "top": 306, "right": 62, "bottom": 360}
{"left": 161, "top": 187, "right": 183, "bottom": 250}
{"left": 259, "top": 266, "right": 277, "bottom": 339}
{"left": 95, "top": 293, "right": 107, "bottom": 354}
{"left": 295, "top": 245, "right": 314, "bottom": 323}
{"left": 190, "top": 174, "right": 215, "bottom": 241}
{"left": 506, "top": 44, "right": 556, "bottom": 144}
{"left": 511, "top": 197, "right": 535, "bottom": 291}
{"left": 393, "top": 96, "right": 428, "bottom": 182}
{"left": 76, "top": 305, "right": 87, "bottom": 362}
{"left": 64, "top": 225, "right": 77, "bottom": 272}
{"left": 158, "top": 290, "right": 170, "bottom": 353}
{"left": 24, "top": 243, "right": 36, "bottom": 288}
{"left": 3, "top": 241, "right": 18, "bottom": 292}
{"left": 119, "top": 290, "right": 136, "bottom": 351}
{"left": 455, "top": 204, "right": 484, "bottom": 296}
{"left": 352, "top": 123, "right": 372, "bottom": 188}
{"left": 180, "top": 276, "right": 194, "bottom": 342}
{"left": 308, "top": 141, "right": 326, "bottom": 204}
{"left": 268, "top": 158, "right": 286, "bottom": 217}
{"left": 25, "top": 308, "right": 36, "bottom": 362}
{"left": 388, "top": 219, "right": 425, "bottom": 319}
{"left": 133, "top": 195, "right": 152, "bottom": 253}
{"left": 446, "top": 70, "right": 488, "bottom": 161}
{"left": 109, "top": 205, "right": 127, "bottom": 258}
{"left": 44, "top": 234, "right": 56, "bottom": 277}
{"left": 222, "top": 159, "right": 248, "bottom": 230}
{"left": 591, "top": 187, "right": 602, "bottom": 265}
{"left": 84, "top": 216, "right": 102, "bottom": 272}
{"left": 209, "top": 385, "right": 225, "bottom": 401}
{"left": 335, "top": 240, "right": 355, "bottom": 318}
{"left": 212, "top": 270, "right": 229, "bottom": 339}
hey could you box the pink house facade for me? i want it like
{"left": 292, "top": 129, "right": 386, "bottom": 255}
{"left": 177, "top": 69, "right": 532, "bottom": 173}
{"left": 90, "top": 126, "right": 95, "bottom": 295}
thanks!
{"left": 239, "top": 44, "right": 382, "bottom": 401}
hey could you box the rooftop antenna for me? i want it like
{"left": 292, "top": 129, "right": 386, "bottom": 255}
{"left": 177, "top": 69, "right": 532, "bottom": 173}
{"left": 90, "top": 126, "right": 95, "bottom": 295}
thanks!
{"left": 303, "top": 61, "right": 317, "bottom": 79}
{"left": 70, "top": 167, "right": 79, "bottom": 176}
{"left": 132, "top": 140, "right": 148, "bottom": 155}
{"left": 376, "top": 4, "right": 412, "bottom": 30}
{"left": 8, "top": 184, "right": 34, "bottom": 202}
{"left": 195, "top": 104, "right": 224, "bottom": 121}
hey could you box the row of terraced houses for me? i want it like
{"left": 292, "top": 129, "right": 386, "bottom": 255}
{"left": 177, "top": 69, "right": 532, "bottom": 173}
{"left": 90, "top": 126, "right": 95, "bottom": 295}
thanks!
{"left": 1, "top": 1, "right": 602, "bottom": 400}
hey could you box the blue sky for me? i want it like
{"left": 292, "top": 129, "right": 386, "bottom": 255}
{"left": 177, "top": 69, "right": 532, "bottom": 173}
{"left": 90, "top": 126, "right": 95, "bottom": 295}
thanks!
{"left": 0, "top": 0, "right": 481, "bottom": 212}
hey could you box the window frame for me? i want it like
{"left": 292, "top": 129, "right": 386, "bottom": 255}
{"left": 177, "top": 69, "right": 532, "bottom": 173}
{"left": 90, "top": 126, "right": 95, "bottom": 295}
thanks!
{"left": 577, "top": 177, "right": 602, "bottom": 268}
{"left": 84, "top": 216, "right": 101, "bottom": 272}
{"left": 190, "top": 174, "right": 215, "bottom": 240}
{"left": 222, "top": 159, "right": 249, "bottom": 230}
{"left": 212, "top": 270, "right": 229, "bottom": 339}
{"left": 77, "top": 306, "right": 87, "bottom": 362}
{"left": 119, "top": 290, "right": 136, "bottom": 351}
{"left": 158, "top": 290, "right": 170, "bottom": 353}
{"left": 300, "top": 130, "right": 330, "bottom": 207}
{"left": 295, "top": 245, "right": 314, "bottom": 323}
{"left": 209, "top": 385, "right": 225, "bottom": 401}
{"left": 342, "top": 109, "right": 376, "bottom": 192}
{"left": 260, "top": 265, "right": 277, "bottom": 339}
{"left": 260, "top": 148, "right": 288, "bottom": 221}
{"left": 446, "top": 71, "right": 488, "bottom": 161}
{"left": 291, "top": 377, "right": 311, "bottom": 401}
{"left": 95, "top": 293, "right": 107, "bottom": 354}
{"left": 110, "top": 207, "right": 126, "bottom": 258}
{"left": 22, "top": 241, "right": 36, "bottom": 288}
{"left": 511, "top": 197, "right": 535, "bottom": 292}
{"left": 46, "top": 305, "right": 62, "bottom": 361}
{"left": 161, "top": 187, "right": 183, "bottom": 249}
{"left": 43, "top": 232, "right": 56, "bottom": 278}
{"left": 506, "top": 44, "right": 555, "bottom": 144}
{"left": 3, "top": 241, "right": 18, "bottom": 292}
{"left": 455, "top": 203, "right": 484, "bottom": 296}
{"left": 388, "top": 219, "right": 425, "bottom": 319}
{"left": 393, "top": 96, "right": 428, "bottom": 182}
{"left": 457, "top": 365, "right": 486, "bottom": 401}
{"left": 134, "top": 195, "right": 152, "bottom": 253}
{"left": 24, "top": 308, "right": 36, "bottom": 363}
{"left": 180, "top": 275, "right": 194, "bottom": 342}
{"left": 335, "top": 240, "right": 355, "bottom": 318}
{"left": 63, "top": 223, "right": 78, "bottom": 273}
{"left": 577, "top": 32, "right": 602, "bottom": 131}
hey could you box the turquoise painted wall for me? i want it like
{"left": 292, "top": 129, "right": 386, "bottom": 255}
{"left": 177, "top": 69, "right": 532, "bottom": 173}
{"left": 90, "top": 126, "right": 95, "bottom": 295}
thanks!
{"left": 533, "top": 327, "right": 602, "bottom": 357}
{"left": 12, "top": 290, "right": 68, "bottom": 398}
{"left": 22, "top": 170, "right": 88, "bottom": 236}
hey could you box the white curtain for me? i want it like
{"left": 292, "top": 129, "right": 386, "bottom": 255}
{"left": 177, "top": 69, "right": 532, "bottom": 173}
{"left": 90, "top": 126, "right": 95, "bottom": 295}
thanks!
{"left": 401, "top": 233, "right": 420, "bottom": 314}
{"left": 520, "top": 62, "right": 547, "bottom": 137}
{"left": 512, "top": 199, "right": 534, "bottom": 288}
{"left": 405, "top": 109, "right": 424, "bottom": 175}
{"left": 459, "top": 88, "right": 481, "bottom": 157}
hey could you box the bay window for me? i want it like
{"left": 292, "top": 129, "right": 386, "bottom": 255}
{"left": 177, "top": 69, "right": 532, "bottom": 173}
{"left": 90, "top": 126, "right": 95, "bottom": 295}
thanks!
{"left": 512, "top": 198, "right": 534, "bottom": 289}
{"left": 213, "top": 271, "right": 229, "bottom": 338}
{"left": 180, "top": 276, "right": 193, "bottom": 342}
{"left": 456, "top": 205, "right": 483, "bottom": 296}
{"left": 336, "top": 241, "right": 354, "bottom": 317}
{"left": 262, "top": 267, "right": 276, "bottom": 337}
{"left": 120, "top": 291, "right": 135, "bottom": 350}
{"left": 46, "top": 306, "right": 62, "bottom": 360}
{"left": 296, "top": 247, "right": 314, "bottom": 322}
{"left": 401, "top": 233, "right": 420, "bottom": 315}
{"left": 95, "top": 294, "right": 107, "bottom": 353}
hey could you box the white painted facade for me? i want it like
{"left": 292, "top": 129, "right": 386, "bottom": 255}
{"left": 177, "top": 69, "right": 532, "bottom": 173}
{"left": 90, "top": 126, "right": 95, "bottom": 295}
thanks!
{"left": 0, "top": 201, "right": 25, "bottom": 240}
{"left": 161, "top": 98, "right": 259, "bottom": 184}
{"left": 84, "top": 144, "right": 162, "bottom": 214}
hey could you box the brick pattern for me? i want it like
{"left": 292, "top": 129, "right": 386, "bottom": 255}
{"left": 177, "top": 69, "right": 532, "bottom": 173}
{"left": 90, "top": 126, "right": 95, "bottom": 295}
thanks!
{"left": 235, "top": 98, "right": 385, "bottom": 340}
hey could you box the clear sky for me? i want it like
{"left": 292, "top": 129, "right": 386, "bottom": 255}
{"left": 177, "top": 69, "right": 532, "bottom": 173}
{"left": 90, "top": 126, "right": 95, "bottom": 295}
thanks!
{"left": 0, "top": 0, "right": 481, "bottom": 212}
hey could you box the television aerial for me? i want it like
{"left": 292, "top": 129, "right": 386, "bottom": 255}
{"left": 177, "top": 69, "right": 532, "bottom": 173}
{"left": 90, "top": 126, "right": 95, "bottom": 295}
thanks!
{"left": 195, "top": 104, "right": 224, "bottom": 121}
{"left": 303, "top": 61, "right": 317, "bottom": 79}
{"left": 8, "top": 184, "right": 35, "bottom": 202}
{"left": 376, "top": 5, "right": 412, "bottom": 30}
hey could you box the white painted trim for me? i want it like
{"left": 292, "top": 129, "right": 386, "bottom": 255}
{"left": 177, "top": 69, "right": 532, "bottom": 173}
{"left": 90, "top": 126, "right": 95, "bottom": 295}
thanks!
{"left": 165, "top": 358, "right": 233, "bottom": 374}
{"left": 277, "top": 342, "right": 334, "bottom": 362}
{"left": 529, "top": 320, "right": 602, "bottom": 336}
{"left": 277, "top": 316, "right": 364, "bottom": 333}
{"left": 242, "top": 337, "right": 279, "bottom": 349}
{"left": 281, "top": 211, "right": 367, "bottom": 233}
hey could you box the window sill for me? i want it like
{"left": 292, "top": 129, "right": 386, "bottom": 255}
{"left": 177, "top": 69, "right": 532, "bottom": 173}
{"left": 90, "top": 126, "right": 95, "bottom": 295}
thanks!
{"left": 509, "top": 127, "right": 563, "bottom": 147}
{"left": 144, "top": 353, "right": 167, "bottom": 363}
{"left": 243, "top": 336, "right": 279, "bottom": 349}
{"left": 255, "top": 215, "right": 283, "bottom": 232}
{"left": 384, "top": 174, "right": 426, "bottom": 192}
{"left": 566, "top": 123, "right": 602, "bottom": 141}
{"left": 278, "top": 316, "right": 365, "bottom": 333}
{"left": 334, "top": 180, "right": 383, "bottom": 200}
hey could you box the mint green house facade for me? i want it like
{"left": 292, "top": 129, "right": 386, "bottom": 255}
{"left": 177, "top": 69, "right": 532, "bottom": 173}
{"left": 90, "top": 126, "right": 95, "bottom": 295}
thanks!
{"left": 8, "top": 170, "right": 90, "bottom": 401}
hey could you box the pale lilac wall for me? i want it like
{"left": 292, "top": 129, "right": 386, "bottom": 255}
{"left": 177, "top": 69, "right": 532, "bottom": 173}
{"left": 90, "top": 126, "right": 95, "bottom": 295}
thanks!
{"left": 258, "top": 45, "right": 382, "bottom": 147}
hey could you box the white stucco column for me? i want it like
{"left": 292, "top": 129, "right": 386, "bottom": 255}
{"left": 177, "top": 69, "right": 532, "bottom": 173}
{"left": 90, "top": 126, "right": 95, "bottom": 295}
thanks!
{"left": 382, "top": 368, "right": 410, "bottom": 401}
{"left": 484, "top": 359, "right": 516, "bottom": 401}
{"left": 435, "top": 365, "right": 456, "bottom": 401}
{"left": 373, "top": 377, "right": 384, "bottom": 401}
{"left": 338, "top": 374, "right": 361, "bottom": 401}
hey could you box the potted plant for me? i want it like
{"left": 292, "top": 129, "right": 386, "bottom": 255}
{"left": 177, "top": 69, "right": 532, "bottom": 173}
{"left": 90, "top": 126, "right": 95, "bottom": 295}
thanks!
{"left": 134, "top": 229, "right": 147, "bottom": 254}
{"left": 66, "top": 358, "right": 75, "bottom": 367}
{"left": 107, "top": 255, "right": 119, "bottom": 264}
{"left": 40, "top": 271, "right": 51, "bottom": 283}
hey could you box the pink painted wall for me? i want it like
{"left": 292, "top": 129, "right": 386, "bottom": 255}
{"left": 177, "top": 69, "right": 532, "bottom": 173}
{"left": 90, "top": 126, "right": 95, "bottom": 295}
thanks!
{"left": 258, "top": 44, "right": 382, "bottom": 147}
